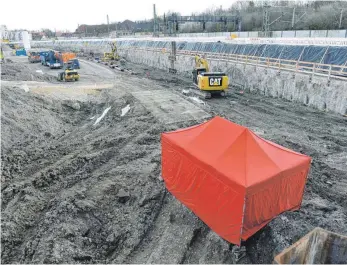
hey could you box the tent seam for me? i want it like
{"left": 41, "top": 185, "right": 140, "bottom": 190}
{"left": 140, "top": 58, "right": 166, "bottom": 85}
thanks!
{"left": 239, "top": 193, "right": 246, "bottom": 244}
{"left": 251, "top": 133, "right": 282, "bottom": 172}
{"left": 239, "top": 129, "right": 248, "bottom": 243}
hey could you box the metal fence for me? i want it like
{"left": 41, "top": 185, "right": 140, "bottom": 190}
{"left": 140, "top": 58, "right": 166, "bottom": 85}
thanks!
{"left": 118, "top": 45, "right": 347, "bottom": 81}
{"left": 177, "top": 30, "right": 347, "bottom": 38}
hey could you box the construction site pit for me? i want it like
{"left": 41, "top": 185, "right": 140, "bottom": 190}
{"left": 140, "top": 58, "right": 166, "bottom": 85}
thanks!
{"left": 1, "top": 47, "right": 347, "bottom": 264}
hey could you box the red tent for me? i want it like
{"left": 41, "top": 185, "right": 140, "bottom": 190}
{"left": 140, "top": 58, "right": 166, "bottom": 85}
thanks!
{"left": 161, "top": 116, "right": 311, "bottom": 245}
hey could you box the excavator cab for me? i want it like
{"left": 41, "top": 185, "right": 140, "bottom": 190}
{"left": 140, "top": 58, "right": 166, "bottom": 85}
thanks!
{"left": 192, "top": 67, "right": 207, "bottom": 85}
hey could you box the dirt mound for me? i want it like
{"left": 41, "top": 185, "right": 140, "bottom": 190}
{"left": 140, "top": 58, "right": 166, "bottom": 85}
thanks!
{"left": 2, "top": 85, "right": 218, "bottom": 263}
{"left": 1, "top": 61, "right": 56, "bottom": 82}
{"left": 1, "top": 85, "right": 92, "bottom": 152}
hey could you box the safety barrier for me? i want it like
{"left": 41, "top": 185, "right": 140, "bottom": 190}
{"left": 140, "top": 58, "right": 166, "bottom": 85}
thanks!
{"left": 118, "top": 46, "right": 347, "bottom": 81}
{"left": 177, "top": 30, "right": 347, "bottom": 39}
{"left": 30, "top": 40, "right": 347, "bottom": 81}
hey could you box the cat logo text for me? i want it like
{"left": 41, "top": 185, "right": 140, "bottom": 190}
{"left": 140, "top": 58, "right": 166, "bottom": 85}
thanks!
{"left": 209, "top": 77, "right": 222, "bottom": 86}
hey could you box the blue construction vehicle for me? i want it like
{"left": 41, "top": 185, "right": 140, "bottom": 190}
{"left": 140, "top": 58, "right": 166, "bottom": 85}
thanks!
{"left": 66, "top": 58, "right": 80, "bottom": 69}
{"left": 41, "top": 50, "right": 62, "bottom": 69}
{"left": 40, "top": 51, "right": 50, "bottom": 66}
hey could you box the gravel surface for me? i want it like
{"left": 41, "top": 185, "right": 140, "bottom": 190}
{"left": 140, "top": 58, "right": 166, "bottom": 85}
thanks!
{"left": 1, "top": 61, "right": 56, "bottom": 82}
{"left": 1, "top": 53, "right": 346, "bottom": 264}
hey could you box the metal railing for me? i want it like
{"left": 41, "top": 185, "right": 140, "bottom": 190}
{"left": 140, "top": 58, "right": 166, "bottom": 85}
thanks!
{"left": 119, "top": 46, "right": 347, "bottom": 81}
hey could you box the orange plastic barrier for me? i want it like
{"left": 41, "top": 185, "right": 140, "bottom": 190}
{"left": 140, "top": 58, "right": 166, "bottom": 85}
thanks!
{"left": 161, "top": 116, "right": 311, "bottom": 245}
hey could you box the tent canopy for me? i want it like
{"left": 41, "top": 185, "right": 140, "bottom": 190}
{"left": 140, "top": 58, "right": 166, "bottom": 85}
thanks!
{"left": 162, "top": 116, "right": 311, "bottom": 245}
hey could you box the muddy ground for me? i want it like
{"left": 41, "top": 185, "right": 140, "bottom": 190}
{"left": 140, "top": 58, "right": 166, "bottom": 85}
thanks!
{"left": 1, "top": 51, "right": 347, "bottom": 264}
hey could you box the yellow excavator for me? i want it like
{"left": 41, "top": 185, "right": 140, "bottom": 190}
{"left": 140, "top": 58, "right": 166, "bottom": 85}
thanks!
{"left": 190, "top": 55, "right": 229, "bottom": 99}
{"left": 0, "top": 48, "right": 4, "bottom": 63}
{"left": 102, "top": 41, "right": 120, "bottom": 65}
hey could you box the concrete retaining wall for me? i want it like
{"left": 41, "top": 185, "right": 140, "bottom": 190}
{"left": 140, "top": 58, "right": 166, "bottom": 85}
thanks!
{"left": 121, "top": 49, "right": 347, "bottom": 115}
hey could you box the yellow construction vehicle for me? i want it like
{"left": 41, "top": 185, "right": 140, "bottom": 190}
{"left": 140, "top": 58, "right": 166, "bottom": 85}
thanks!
{"left": 0, "top": 48, "right": 4, "bottom": 63}
{"left": 57, "top": 68, "right": 79, "bottom": 82}
{"left": 101, "top": 41, "right": 120, "bottom": 65}
{"left": 190, "top": 55, "right": 229, "bottom": 99}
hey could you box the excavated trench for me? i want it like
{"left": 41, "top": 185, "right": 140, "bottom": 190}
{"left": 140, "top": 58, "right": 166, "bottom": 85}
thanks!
{"left": 1, "top": 55, "right": 347, "bottom": 264}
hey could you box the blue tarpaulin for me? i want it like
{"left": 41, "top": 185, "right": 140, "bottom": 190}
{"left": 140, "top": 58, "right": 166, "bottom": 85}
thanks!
{"left": 116, "top": 40, "right": 347, "bottom": 66}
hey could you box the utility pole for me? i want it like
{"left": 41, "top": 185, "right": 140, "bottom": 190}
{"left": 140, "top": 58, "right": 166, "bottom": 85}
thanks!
{"left": 153, "top": 4, "right": 158, "bottom": 37}
{"left": 107, "top": 14, "right": 110, "bottom": 35}
{"left": 339, "top": 9, "right": 344, "bottom": 29}
{"left": 262, "top": 3, "right": 270, "bottom": 37}
{"left": 115, "top": 22, "right": 118, "bottom": 38}
{"left": 163, "top": 13, "right": 167, "bottom": 36}
{"left": 291, "top": 6, "right": 295, "bottom": 29}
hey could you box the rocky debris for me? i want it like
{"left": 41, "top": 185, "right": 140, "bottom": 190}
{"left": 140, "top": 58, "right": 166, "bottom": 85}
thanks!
{"left": 71, "top": 102, "right": 81, "bottom": 110}
{"left": 198, "top": 231, "right": 232, "bottom": 263}
{"left": 146, "top": 224, "right": 196, "bottom": 264}
{"left": 116, "top": 189, "right": 130, "bottom": 203}
{"left": 231, "top": 245, "right": 247, "bottom": 263}
{"left": 62, "top": 101, "right": 81, "bottom": 111}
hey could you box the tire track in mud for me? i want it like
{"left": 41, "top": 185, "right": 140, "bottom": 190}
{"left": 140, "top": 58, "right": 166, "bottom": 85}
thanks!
{"left": 116, "top": 191, "right": 168, "bottom": 263}
{"left": 123, "top": 195, "right": 203, "bottom": 264}
{"left": 1, "top": 83, "right": 170, "bottom": 263}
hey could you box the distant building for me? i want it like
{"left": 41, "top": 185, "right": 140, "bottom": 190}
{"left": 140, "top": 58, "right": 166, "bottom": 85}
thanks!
{"left": 109, "top": 30, "right": 133, "bottom": 38}
{"left": 1, "top": 25, "right": 9, "bottom": 40}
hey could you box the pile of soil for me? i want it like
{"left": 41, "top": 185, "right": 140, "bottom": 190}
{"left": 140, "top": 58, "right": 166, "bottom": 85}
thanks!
{"left": 1, "top": 61, "right": 55, "bottom": 82}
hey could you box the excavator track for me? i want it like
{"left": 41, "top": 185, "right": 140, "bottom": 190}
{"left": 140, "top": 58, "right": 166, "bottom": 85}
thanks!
{"left": 183, "top": 85, "right": 227, "bottom": 100}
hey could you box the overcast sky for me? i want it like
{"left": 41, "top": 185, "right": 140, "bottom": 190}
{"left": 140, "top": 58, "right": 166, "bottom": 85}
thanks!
{"left": 0, "top": 0, "right": 237, "bottom": 32}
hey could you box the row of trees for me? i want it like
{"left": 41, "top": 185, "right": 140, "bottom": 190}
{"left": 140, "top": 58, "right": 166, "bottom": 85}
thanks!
{"left": 11, "top": 1, "right": 347, "bottom": 38}
{"left": 182, "top": 0, "right": 347, "bottom": 32}
{"left": 72, "top": 1, "right": 347, "bottom": 36}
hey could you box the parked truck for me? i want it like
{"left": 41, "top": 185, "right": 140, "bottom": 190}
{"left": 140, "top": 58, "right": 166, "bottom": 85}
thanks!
{"left": 52, "top": 52, "right": 77, "bottom": 68}
{"left": 28, "top": 51, "right": 41, "bottom": 63}
{"left": 40, "top": 51, "right": 50, "bottom": 66}
{"left": 43, "top": 50, "right": 62, "bottom": 69}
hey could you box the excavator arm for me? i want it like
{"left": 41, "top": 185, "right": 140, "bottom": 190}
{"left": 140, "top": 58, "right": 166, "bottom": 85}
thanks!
{"left": 110, "top": 41, "right": 119, "bottom": 60}
{"left": 194, "top": 55, "right": 209, "bottom": 72}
